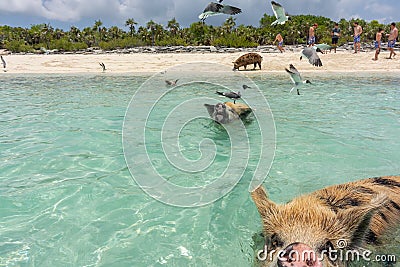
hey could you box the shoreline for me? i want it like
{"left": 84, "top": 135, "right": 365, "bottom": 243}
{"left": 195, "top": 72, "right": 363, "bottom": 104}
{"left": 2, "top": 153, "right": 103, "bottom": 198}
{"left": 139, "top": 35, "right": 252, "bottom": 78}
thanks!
{"left": 1, "top": 47, "right": 399, "bottom": 74}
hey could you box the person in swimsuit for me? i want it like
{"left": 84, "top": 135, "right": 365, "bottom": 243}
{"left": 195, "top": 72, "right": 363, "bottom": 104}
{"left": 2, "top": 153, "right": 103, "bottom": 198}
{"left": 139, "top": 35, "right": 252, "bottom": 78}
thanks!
{"left": 274, "top": 33, "right": 285, "bottom": 53}
{"left": 386, "top": 22, "right": 398, "bottom": 59}
{"left": 308, "top": 23, "right": 318, "bottom": 46}
{"left": 373, "top": 28, "right": 384, "bottom": 61}
{"left": 331, "top": 23, "right": 341, "bottom": 53}
{"left": 352, "top": 21, "right": 362, "bottom": 53}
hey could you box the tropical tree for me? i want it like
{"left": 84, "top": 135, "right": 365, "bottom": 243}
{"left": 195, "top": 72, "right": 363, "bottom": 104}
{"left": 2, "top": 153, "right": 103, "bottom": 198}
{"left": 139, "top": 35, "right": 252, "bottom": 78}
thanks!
{"left": 125, "top": 18, "right": 138, "bottom": 37}
{"left": 222, "top": 17, "right": 236, "bottom": 34}
{"left": 0, "top": 15, "right": 397, "bottom": 51}
{"left": 69, "top": 26, "right": 81, "bottom": 42}
{"left": 146, "top": 20, "right": 164, "bottom": 46}
{"left": 92, "top": 20, "right": 103, "bottom": 45}
{"left": 108, "top": 26, "right": 124, "bottom": 40}
{"left": 363, "top": 20, "right": 385, "bottom": 41}
{"left": 82, "top": 27, "right": 95, "bottom": 47}
{"left": 188, "top": 22, "right": 212, "bottom": 45}
{"left": 41, "top": 23, "right": 54, "bottom": 48}
{"left": 167, "top": 18, "right": 180, "bottom": 36}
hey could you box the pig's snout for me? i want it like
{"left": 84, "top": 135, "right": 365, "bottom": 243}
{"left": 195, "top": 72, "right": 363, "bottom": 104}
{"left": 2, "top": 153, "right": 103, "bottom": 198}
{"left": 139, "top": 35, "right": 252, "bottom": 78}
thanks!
{"left": 277, "top": 242, "right": 322, "bottom": 267}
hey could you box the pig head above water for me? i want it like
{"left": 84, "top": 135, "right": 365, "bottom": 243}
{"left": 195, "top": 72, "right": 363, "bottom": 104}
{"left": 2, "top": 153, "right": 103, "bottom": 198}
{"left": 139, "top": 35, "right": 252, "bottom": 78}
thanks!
{"left": 251, "top": 176, "right": 400, "bottom": 267}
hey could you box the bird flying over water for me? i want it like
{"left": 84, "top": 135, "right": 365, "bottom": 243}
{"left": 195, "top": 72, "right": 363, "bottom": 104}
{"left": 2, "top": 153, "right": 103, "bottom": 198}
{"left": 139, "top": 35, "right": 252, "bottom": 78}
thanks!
{"left": 285, "top": 64, "right": 311, "bottom": 95}
{"left": 165, "top": 79, "right": 179, "bottom": 86}
{"left": 300, "top": 47, "right": 323, "bottom": 67}
{"left": 1, "top": 56, "right": 6, "bottom": 71}
{"left": 271, "top": 1, "right": 291, "bottom": 26}
{"left": 99, "top": 62, "right": 106, "bottom": 71}
{"left": 199, "top": 2, "right": 242, "bottom": 22}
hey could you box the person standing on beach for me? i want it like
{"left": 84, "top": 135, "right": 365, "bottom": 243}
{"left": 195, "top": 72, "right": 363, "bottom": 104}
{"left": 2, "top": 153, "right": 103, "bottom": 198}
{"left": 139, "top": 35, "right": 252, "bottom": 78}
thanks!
{"left": 386, "top": 22, "right": 398, "bottom": 59}
{"left": 331, "top": 23, "right": 341, "bottom": 53}
{"left": 352, "top": 21, "right": 362, "bottom": 53}
{"left": 373, "top": 28, "right": 384, "bottom": 61}
{"left": 274, "top": 33, "right": 285, "bottom": 53}
{"left": 308, "top": 23, "right": 318, "bottom": 46}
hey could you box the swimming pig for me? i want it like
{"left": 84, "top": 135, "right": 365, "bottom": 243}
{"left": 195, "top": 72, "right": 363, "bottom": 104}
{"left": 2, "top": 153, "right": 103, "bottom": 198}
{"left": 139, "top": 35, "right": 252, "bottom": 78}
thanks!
{"left": 204, "top": 102, "right": 252, "bottom": 124}
{"left": 251, "top": 175, "right": 400, "bottom": 267}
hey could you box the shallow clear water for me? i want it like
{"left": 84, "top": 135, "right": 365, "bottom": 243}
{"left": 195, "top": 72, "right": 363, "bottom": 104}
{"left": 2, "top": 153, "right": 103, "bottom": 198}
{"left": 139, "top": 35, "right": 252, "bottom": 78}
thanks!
{"left": 0, "top": 72, "right": 399, "bottom": 266}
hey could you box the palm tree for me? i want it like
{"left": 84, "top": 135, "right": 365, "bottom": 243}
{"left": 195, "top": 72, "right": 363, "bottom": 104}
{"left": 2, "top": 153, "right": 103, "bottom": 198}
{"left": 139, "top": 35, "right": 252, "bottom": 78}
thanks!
{"left": 54, "top": 28, "right": 64, "bottom": 40}
{"left": 41, "top": 23, "right": 54, "bottom": 48}
{"left": 69, "top": 26, "right": 81, "bottom": 42}
{"left": 363, "top": 20, "right": 384, "bottom": 41}
{"left": 125, "top": 18, "right": 138, "bottom": 37}
{"left": 93, "top": 20, "right": 103, "bottom": 32}
{"left": 82, "top": 27, "right": 95, "bottom": 47}
{"left": 27, "top": 24, "right": 44, "bottom": 45}
{"left": 92, "top": 20, "right": 103, "bottom": 45}
{"left": 146, "top": 20, "right": 156, "bottom": 46}
{"left": 109, "top": 26, "right": 123, "bottom": 40}
{"left": 99, "top": 26, "right": 107, "bottom": 42}
{"left": 188, "top": 22, "right": 211, "bottom": 45}
{"left": 146, "top": 20, "right": 164, "bottom": 46}
{"left": 222, "top": 17, "right": 236, "bottom": 34}
{"left": 167, "top": 18, "right": 180, "bottom": 36}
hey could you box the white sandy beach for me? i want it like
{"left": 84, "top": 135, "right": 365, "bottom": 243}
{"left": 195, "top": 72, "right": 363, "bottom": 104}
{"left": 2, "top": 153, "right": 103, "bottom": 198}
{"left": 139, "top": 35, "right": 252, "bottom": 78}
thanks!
{"left": 1, "top": 50, "right": 399, "bottom": 74}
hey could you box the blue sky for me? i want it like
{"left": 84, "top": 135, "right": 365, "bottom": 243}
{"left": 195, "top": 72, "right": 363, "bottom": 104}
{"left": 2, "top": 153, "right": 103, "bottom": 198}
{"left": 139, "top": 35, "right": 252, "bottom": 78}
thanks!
{"left": 0, "top": 0, "right": 399, "bottom": 30}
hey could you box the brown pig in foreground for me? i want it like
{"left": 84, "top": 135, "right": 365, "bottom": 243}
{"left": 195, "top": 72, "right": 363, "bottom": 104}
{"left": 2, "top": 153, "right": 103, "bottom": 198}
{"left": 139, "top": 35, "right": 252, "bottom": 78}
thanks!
{"left": 251, "top": 175, "right": 400, "bottom": 267}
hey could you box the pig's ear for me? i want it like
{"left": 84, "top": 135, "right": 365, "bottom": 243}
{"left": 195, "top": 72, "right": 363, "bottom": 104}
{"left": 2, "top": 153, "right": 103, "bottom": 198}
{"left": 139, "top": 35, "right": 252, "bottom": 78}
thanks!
{"left": 204, "top": 104, "right": 215, "bottom": 117}
{"left": 335, "top": 194, "right": 388, "bottom": 247}
{"left": 251, "top": 186, "right": 278, "bottom": 220}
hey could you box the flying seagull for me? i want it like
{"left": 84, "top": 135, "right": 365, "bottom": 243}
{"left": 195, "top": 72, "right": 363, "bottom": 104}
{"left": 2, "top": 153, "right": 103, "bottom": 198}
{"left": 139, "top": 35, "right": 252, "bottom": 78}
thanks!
{"left": 99, "top": 62, "right": 106, "bottom": 71}
{"left": 313, "top": 43, "right": 332, "bottom": 54}
{"left": 271, "top": 1, "right": 291, "bottom": 26}
{"left": 285, "top": 64, "right": 311, "bottom": 95}
{"left": 199, "top": 2, "right": 242, "bottom": 22}
{"left": 165, "top": 79, "right": 179, "bottom": 86}
{"left": 300, "top": 47, "right": 323, "bottom": 67}
{"left": 1, "top": 56, "right": 6, "bottom": 72}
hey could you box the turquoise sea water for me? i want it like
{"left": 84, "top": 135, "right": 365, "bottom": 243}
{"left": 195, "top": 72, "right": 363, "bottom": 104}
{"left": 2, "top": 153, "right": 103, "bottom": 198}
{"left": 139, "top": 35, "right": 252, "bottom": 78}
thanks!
{"left": 0, "top": 71, "right": 399, "bottom": 266}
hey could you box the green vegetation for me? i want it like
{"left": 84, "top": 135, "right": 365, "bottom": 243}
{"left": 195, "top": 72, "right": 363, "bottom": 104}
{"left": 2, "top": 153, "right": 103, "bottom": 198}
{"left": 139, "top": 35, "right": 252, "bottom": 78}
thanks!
{"left": 0, "top": 16, "right": 396, "bottom": 53}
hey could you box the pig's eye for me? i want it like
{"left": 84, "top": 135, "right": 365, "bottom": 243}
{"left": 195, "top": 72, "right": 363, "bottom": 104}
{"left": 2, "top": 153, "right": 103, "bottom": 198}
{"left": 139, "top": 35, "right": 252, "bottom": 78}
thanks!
{"left": 270, "top": 233, "right": 284, "bottom": 249}
{"left": 318, "top": 240, "right": 336, "bottom": 264}
{"left": 318, "top": 240, "right": 334, "bottom": 253}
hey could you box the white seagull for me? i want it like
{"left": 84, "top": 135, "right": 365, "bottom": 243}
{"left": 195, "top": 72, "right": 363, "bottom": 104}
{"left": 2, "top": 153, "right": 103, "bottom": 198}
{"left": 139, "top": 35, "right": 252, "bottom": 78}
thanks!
{"left": 271, "top": 1, "right": 291, "bottom": 26}
{"left": 199, "top": 2, "right": 242, "bottom": 22}
{"left": 285, "top": 64, "right": 311, "bottom": 95}
{"left": 300, "top": 47, "right": 323, "bottom": 67}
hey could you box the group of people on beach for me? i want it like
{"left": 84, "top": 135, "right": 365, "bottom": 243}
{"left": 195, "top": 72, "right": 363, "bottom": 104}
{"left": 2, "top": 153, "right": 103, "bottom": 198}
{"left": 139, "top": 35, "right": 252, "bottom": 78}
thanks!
{"left": 373, "top": 22, "right": 398, "bottom": 60}
{"left": 274, "top": 21, "right": 398, "bottom": 61}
